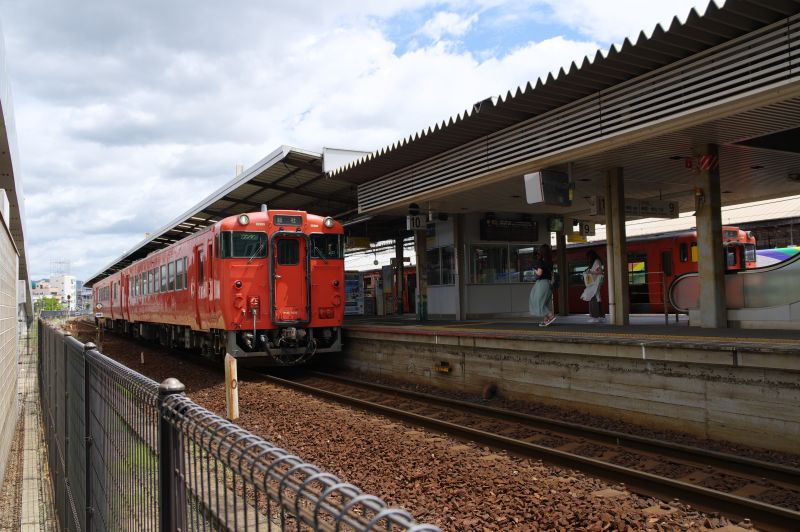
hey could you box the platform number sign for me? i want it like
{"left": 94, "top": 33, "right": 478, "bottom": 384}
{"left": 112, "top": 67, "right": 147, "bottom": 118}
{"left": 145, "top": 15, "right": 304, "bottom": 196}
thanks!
{"left": 406, "top": 214, "right": 427, "bottom": 230}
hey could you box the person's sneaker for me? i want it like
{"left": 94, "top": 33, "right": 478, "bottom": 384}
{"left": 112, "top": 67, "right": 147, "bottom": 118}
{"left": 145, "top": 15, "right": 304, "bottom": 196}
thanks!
{"left": 544, "top": 315, "right": 557, "bottom": 326}
{"left": 538, "top": 322, "right": 547, "bottom": 327}
{"left": 587, "top": 317, "right": 598, "bottom": 323}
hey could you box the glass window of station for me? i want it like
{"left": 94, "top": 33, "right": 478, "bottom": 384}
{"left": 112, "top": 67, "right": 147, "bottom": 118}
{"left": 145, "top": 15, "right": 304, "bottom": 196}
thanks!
{"left": 471, "top": 244, "right": 539, "bottom": 283}
{"left": 469, "top": 216, "right": 541, "bottom": 284}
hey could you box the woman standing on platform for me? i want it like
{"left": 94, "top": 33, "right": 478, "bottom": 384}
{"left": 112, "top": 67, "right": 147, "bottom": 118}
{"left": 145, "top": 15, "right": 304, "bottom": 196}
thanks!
{"left": 581, "top": 249, "right": 605, "bottom": 323}
{"left": 529, "top": 244, "right": 556, "bottom": 326}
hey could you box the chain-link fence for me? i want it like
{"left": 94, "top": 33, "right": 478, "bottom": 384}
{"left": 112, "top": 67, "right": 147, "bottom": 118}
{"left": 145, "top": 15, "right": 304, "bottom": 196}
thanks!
{"left": 38, "top": 320, "right": 439, "bottom": 531}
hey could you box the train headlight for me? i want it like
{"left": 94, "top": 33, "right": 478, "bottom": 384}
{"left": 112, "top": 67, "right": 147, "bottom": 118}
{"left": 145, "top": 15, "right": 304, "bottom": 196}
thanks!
{"left": 323, "top": 217, "right": 335, "bottom": 228}
{"left": 238, "top": 214, "right": 250, "bottom": 226}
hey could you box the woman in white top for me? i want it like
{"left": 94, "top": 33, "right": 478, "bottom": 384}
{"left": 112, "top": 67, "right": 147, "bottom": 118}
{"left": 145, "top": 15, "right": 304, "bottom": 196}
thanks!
{"left": 580, "top": 250, "right": 604, "bottom": 323}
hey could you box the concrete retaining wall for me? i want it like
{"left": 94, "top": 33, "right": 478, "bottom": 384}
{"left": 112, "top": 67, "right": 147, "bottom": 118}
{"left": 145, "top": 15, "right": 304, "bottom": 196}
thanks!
{"left": 340, "top": 330, "right": 800, "bottom": 454}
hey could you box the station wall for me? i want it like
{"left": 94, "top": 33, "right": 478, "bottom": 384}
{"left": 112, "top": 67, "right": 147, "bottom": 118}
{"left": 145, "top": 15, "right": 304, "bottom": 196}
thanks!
{"left": 0, "top": 214, "right": 18, "bottom": 487}
{"left": 340, "top": 329, "right": 799, "bottom": 453}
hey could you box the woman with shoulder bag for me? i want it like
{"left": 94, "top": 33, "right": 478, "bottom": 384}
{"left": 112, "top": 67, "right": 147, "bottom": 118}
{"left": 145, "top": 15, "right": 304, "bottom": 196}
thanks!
{"left": 528, "top": 244, "right": 556, "bottom": 326}
{"left": 580, "top": 249, "right": 605, "bottom": 323}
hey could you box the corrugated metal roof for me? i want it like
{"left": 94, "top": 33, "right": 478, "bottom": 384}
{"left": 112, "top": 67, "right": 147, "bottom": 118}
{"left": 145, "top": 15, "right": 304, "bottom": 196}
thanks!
{"left": 85, "top": 146, "right": 358, "bottom": 286}
{"left": 330, "top": 0, "right": 800, "bottom": 185}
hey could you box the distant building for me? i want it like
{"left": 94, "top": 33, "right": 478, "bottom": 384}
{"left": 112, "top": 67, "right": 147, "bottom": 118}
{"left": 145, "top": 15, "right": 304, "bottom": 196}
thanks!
{"left": 31, "top": 279, "right": 57, "bottom": 304}
{"left": 50, "top": 274, "right": 77, "bottom": 310}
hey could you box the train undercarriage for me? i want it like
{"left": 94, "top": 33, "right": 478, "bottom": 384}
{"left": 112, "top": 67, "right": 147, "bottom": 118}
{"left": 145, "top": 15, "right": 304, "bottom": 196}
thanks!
{"left": 97, "top": 318, "right": 341, "bottom": 366}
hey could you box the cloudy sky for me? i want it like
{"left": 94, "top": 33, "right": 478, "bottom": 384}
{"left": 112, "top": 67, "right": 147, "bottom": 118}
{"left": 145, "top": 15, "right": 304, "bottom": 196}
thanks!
{"left": 0, "top": 0, "right": 712, "bottom": 281}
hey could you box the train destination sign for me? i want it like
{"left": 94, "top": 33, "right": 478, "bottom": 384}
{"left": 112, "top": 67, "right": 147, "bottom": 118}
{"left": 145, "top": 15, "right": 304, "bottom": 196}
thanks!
{"left": 480, "top": 217, "right": 538, "bottom": 242}
{"left": 590, "top": 196, "right": 679, "bottom": 219}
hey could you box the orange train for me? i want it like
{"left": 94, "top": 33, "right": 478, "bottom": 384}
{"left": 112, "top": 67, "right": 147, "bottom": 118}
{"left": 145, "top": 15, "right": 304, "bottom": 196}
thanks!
{"left": 561, "top": 225, "right": 756, "bottom": 314}
{"left": 93, "top": 209, "right": 345, "bottom": 365}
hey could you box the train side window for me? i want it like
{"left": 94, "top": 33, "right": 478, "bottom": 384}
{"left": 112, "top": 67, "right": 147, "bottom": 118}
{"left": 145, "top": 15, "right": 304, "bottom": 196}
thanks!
{"left": 690, "top": 243, "right": 698, "bottom": 262}
{"left": 208, "top": 244, "right": 213, "bottom": 276}
{"left": 661, "top": 251, "right": 673, "bottom": 276}
{"left": 161, "top": 265, "right": 168, "bottom": 292}
{"left": 198, "top": 251, "right": 205, "bottom": 283}
{"left": 176, "top": 259, "right": 184, "bottom": 290}
{"left": 168, "top": 262, "right": 176, "bottom": 291}
{"left": 569, "top": 261, "right": 590, "bottom": 286}
{"left": 148, "top": 269, "right": 154, "bottom": 294}
{"left": 679, "top": 243, "right": 688, "bottom": 262}
{"left": 277, "top": 239, "right": 299, "bottom": 265}
{"left": 628, "top": 254, "right": 647, "bottom": 285}
{"left": 183, "top": 258, "right": 188, "bottom": 288}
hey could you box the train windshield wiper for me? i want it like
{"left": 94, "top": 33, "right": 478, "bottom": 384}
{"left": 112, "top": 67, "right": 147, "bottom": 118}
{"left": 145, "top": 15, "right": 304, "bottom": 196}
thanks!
{"left": 313, "top": 245, "right": 329, "bottom": 264}
{"left": 247, "top": 240, "right": 266, "bottom": 263}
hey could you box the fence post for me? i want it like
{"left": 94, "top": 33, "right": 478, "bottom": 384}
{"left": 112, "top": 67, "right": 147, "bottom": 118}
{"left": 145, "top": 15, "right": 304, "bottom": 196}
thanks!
{"left": 158, "top": 377, "right": 186, "bottom": 532}
{"left": 83, "top": 342, "right": 96, "bottom": 532}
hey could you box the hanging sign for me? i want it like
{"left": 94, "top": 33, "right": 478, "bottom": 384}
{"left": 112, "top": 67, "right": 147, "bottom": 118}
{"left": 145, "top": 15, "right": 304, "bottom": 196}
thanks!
{"left": 406, "top": 214, "right": 427, "bottom": 230}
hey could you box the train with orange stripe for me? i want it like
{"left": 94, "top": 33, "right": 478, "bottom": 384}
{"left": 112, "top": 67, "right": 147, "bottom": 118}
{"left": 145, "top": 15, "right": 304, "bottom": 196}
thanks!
{"left": 92, "top": 208, "right": 345, "bottom": 365}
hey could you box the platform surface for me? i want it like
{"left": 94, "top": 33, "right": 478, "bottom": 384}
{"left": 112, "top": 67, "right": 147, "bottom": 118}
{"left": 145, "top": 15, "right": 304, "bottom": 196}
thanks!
{"left": 344, "top": 314, "right": 800, "bottom": 353}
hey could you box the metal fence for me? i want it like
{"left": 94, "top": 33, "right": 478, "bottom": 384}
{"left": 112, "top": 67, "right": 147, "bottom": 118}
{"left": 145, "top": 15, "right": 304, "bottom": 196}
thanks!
{"left": 38, "top": 320, "right": 439, "bottom": 531}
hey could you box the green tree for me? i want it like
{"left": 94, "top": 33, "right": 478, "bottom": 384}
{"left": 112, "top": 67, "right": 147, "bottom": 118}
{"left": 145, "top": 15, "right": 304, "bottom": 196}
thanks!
{"left": 40, "top": 297, "right": 63, "bottom": 311}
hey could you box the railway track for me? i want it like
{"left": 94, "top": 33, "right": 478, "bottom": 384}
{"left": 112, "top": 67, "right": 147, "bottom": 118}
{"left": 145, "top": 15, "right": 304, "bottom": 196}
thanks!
{"left": 257, "top": 371, "right": 800, "bottom": 532}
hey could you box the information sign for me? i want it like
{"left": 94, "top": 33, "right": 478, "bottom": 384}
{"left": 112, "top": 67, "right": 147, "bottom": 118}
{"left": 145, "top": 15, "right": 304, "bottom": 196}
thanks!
{"left": 406, "top": 214, "right": 427, "bottom": 231}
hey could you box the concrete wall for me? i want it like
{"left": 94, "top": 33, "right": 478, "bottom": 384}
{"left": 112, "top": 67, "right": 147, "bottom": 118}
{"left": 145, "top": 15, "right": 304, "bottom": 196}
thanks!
{"left": 0, "top": 220, "right": 18, "bottom": 486}
{"left": 340, "top": 330, "right": 800, "bottom": 453}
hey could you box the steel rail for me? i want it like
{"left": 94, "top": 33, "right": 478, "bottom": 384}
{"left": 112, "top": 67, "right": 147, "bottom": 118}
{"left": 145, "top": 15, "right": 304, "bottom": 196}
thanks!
{"left": 259, "top": 371, "right": 800, "bottom": 532}
{"left": 310, "top": 371, "right": 800, "bottom": 486}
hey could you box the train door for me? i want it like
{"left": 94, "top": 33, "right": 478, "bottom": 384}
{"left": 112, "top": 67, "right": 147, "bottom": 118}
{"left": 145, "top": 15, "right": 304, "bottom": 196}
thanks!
{"left": 725, "top": 244, "right": 746, "bottom": 271}
{"left": 194, "top": 245, "right": 205, "bottom": 329}
{"left": 271, "top": 234, "right": 309, "bottom": 323}
{"left": 627, "top": 252, "right": 650, "bottom": 312}
{"left": 121, "top": 274, "right": 130, "bottom": 321}
{"left": 660, "top": 251, "right": 673, "bottom": 312}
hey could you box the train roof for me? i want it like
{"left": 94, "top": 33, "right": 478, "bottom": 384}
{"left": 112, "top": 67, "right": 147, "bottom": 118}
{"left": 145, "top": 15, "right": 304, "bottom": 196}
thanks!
{"left": 565, "top": 226, "right": 748, "bottom": 251}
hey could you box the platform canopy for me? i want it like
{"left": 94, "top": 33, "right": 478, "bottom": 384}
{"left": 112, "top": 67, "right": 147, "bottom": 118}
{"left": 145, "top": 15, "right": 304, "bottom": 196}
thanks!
{"left": 86, "top": 146, "right": 363, "bottom": 286}
{"left": 329, "top": 0, "right": 800, "bottom": 222}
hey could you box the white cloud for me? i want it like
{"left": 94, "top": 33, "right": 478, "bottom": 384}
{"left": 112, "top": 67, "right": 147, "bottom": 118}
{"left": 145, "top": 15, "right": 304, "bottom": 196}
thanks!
{"left": 538, "top": 0, "right": 716, "bottom": 44}
{"left": 421, "top": 11, "right": 480, "bottom": 41}
{"left": 0, "top": 0, "right": 707, "bottom": 280}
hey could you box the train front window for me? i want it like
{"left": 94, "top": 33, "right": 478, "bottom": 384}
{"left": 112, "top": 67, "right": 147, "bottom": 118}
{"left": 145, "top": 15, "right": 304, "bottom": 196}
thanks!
{"left": 219, "top": 231, "right": 268, "bottom": 258}
{"left": 569, "top": 261, "right": 590, "bottom": 286}
{"left": 745, "top": 244, "right": 756, "bottom": 263}
{"left": 726, "top": 246, "right": 737, "bottom": 267}
{"left": 277, "top": 239, "right": 300, "bottom": 265}
{"left": 310, "top": 234, "right": 344, "bottom": 259}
